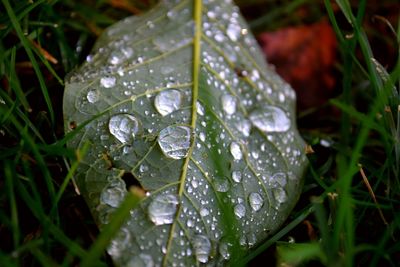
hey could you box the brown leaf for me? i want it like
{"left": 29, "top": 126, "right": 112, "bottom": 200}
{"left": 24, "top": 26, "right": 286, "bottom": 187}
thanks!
{"left": 258, "top": 20, "right": 337, "bottom": 109}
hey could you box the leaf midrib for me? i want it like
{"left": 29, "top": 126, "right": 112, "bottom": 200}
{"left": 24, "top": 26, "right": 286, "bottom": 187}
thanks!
{"left": 161, "top": 1, "right": 202, "bottom": 265}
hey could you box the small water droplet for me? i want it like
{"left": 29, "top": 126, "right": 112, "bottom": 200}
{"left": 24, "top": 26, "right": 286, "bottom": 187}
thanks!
{"left": 215, "top": 177, "right": 229, "bottom": 192}
{"left": 100, "top": 179, "right": 126, "bottom": 208}
{"left": 249, "top": 192, "right": 263, "bottom": 212}
{"left": 226, "top": 23, "right": 241, "bottom": 41}
{"left": 154, "top": 90, "right": 182, "bottom": 116}
{"left": 196, "top": 101, "right": 205, "bottom": 116}
{"left": 273, "top": 188, "right": 287, "bottom": 204}
{"left": 126, "top": 253, "right": 154, "bottom": 267}
{"left": 200, "top": 208, "right": 209, "bottom": 217}
{"left": 158, "top": 125, "right": 191, "bottom": 159}
{"left": 234, "top": 203, "right": 246, "bottom": 218}
{"left": 148, "top": 194, "right": 179, "bottom": 225}
{"left": 109, "top": 114, "right": 142, "bottom": 144}
{"left": 232, "top": 171, "right": 242, "bottom": 183}
{"left": 193, "top": 235, "right": 211, "bottom": 263}
{"left": 236, "top": 120, "right": 251, "bottom": 137}
{"left": 199, "top": 132, "right": 206, "bottom": 142}
{"left": 87, "top": 89, "right": 100, "bottom": 103}
{"left": 219, "top": 240, "right": 232, "bottom": 260}
{"left": 249, "top": 106, "right": 291, "bottom": 132}
{"left": 230, "top": 142, "right": 242, "bottom": 160}
{"left": 221, "top": 94, "right": 236, "bottom": 115}
{"left": 139, "top": 164, "right": 149, "bottom": 173}
{"left": 270, "top": 172, "right": 287, "bottom": 188}
{"left": 100, "top": 76, "right": 116, "bottom": 88}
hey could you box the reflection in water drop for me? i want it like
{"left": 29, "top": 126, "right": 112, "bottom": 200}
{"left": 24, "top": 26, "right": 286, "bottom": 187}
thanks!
{"left": 158, "top": 125, "right": 191, "bottom": 159}
{"left": 148, "top": 194, "right": 179, "bottom": 225}
{"left": 221, "top": 94, "right": 236, "bottom": 115}
{"left": 154, "top": 90, "right": 182, "bottom": 116}
{"left": 249, "top": 192, "right": 263, "bottom": 212}
{"left": 109, "top": 114, "right": 142, "bottom": 144}
{"left": 230, "top": 142, "right": 242, "bottom": 160}
{"left": 193, "top": 235, "right": 211, "bottom": 263}
{"left": 249, "top": 106, "right": 291, "bottom": 132}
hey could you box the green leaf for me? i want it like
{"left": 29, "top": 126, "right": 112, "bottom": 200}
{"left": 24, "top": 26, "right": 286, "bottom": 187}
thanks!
{"left": 63, "top": 0, "right": 308, "bottom": 266}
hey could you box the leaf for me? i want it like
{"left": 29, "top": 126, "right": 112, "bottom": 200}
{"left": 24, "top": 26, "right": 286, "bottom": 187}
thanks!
{"left": 63, "top": 0, "right": 308, "bottom": 266}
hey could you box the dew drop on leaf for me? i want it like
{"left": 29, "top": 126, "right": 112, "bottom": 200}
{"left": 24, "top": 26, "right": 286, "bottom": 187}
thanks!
{"left": 214, "top": 177, "right": 229, "bottom": 192}
{"left": 109, "top": 114, "right": 142, "bottom": 144}
{"left": 230, "top": 142, "right": 242, "bottom": 160}
{"left": 158, "top": 125, "right": 191, "bottom": 159}
{"left": 148, "top": 194, "right": 179, "bottom": 225}
{"left": 196, "top": 101, "right": 205, "bottom": 116}
{"left": 226, "top": 23, "right": 242, "bottom": 42}
{"left": 100, "top": 179, "right": 126, "bottom": 208}
{"left": 249, "top": 106, "right": 291, "bottom": 132}
{"left": 273, "top": 188, "right": 288, "bottom": 205}
{"left": 193, "top": 235, "right": 211, "bottom": 263}
{"left": 86, "top": 89, "right": 100, "bottom": 103}
{"left": 219, "top": 239, "right": 232, "bottom": 260}
{"left": 236, "top": 119, "right": 251, "bottom": 137}
{"left": 234, "top": 203, "right": 246, "bottom": 218}
{"left": 270, "top": 172, "right": 287, "bottom": 187}
{"left": 231, "top": 171, "right": 242, "bottom": 183}
{"left": 248, "top": 192, "right": 263, "bottom": 212}
{"left": 221, "top": 94, "right": 236, "bottom": 115}
{"left": 154, "top": 89, "right": 182, "bottom": 116}
{"left": 100, "top": 76, "right": 116, "bottom": 88}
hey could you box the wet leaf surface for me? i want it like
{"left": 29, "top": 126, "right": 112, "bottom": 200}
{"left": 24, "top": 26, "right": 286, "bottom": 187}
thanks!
{"left": 63, "top": 0, "right": 308, "bottom": 265}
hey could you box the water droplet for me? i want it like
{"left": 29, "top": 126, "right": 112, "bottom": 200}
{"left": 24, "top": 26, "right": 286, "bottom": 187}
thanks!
{"left": 100, "top": 76, "right": 116, "bottom": 88}
{"left": 126, "top": 253, "right": 154, "bottom": 267}
{"left": 200, "top": 207, "right": 209, "bottom": 217}
{"left": 249, "top": 106, "right": 291, "bottom": 132}
{"left": 196, "top": 101, "right": 205, "bottom": 116}
{"left": 234, "top": 203, "right": 246, "bottom": 218}
{"left": 227, "top": 23, "right": 241, "bottom": 41}
{"left": 158, "top": 125, "right": 191, "bottom": 159}
{"left": 270, "top": 172, "right": 287, "bottom": 188}
{"left": 215, "top": 177, "right": 229, "bottom": 192}
{"left": 193, "top": 235, "right": 211, "bottom": 263}
{"left": 100, "top": 179, "right": 126, "bottom": 208}
{"left": 109, "top": 114, "right": 142, "bottom": 144}
{"left": 87, "top": 89, "right": 100, "bottom": 103}
{"left": 230, "top": 142, "right": 242, "bottom": 160}
{"left": 199, "top": 132, "right": 206, "bottom": 142}
{"left": 148, "top": 194, "right": 179, "bottom": 225}
{"left": 248, "top": 192, "right": 263, "bottom": 212}
{"left": 232, "top": 171, "right": 242, "bottom": 183}
{"left": 219, "top": 240, "right": 232, "bottom": 260}
{"left": 236, "top": 120, "right": 251, "bottom": 137}
{"left": 154, "top": 90, "right": 182, "bottom": 116}
{"left": 221, "top": 94, "right": 236, "bottom": 115}
{"left": 139, "top": 164, "right": 149, "bottom": 173}
{"left": 273, "top": 188, "right": 287, "bottom": 204}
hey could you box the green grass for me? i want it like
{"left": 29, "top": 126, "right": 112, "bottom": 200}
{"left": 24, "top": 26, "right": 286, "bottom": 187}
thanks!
{"left": 0, "top": 0, "right": 399, "bottom": 266}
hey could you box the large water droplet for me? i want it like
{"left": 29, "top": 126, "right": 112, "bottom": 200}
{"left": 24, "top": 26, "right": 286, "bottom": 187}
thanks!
{"left": 158, "top": 125, "right": 191, "bottom": 159}
{"left": 148, "top": 194, "right": 179, "bottom": 225}
{"left": 248, "top": 192, "right": 263, "bottom": 212}
{"left": 126, "top": 253, "right": 154, "bottom": 267}
{"left": 249, "top": 106, "right": 291, "bottom": 132}
{"left": 230, "top": 142, "right": 242, "bottom": 160}
{"left": 196, "top": 101, "right": 205, "bottom": 116}
{"left": 193, "top": 235, "right": 211, "bottom": 263}
{"left": 154, "top": 90, "right": 182, "bottom": 116}
{"left": 234, "top": 203, "right": 246, "bottom": 218}
{"left": 109, "top": 114, "right": 142, "bottom": 144}
{"left": 100, "top": 179, "right": 126, "bottom": 208}
{"left": 87, "top": 89, "right": 100, "bottom": 103}
{"left": 221, "top": 94, "right": 236, "bottom": 115}
{"left": 100, "top": 76, "right": 116, "bottom": 88}
{"left": 214, "top": 177, "right": 229, "bottom": 192}
{"left": 232, "top": 171, "right": 242, "bottom": 183}
{"left": 219, "top": 239, "right": 232, "bottom": 260}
